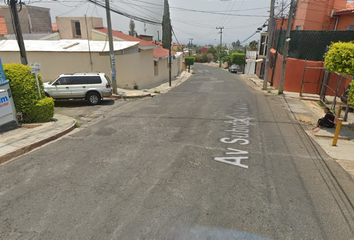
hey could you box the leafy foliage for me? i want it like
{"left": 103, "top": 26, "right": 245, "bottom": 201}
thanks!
{"left": 324, "top": 42, "right": 354, "bottom": 75}
{"left": 324, "top": 42, "right": 354, "bottom": 107}
{"left": 162, "top": 0, "right": 171, "bottom": 49}
{"left": 4, "top": 63, "right": 54, "bottom": 123}
{"left": 194, "top": 53, "right": 208, "bottom": 63}
{"left": 348, "top": 81, "right": 354, "bottom": 107}
{"left": 230, "top": 53, "right": 246, "bottom": 66}
{"left": 185, "top": 56, "right": 195, "bottom": 66}
{"left": 249, "top": 40, "right": 258, "bottom": 50}
{"left": 129, "top": 19, "right": 137, "bottom": 37}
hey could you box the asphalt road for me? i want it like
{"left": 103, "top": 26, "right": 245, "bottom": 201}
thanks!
{"left": 1, "top": 64, "right": 354, "bottom": 240}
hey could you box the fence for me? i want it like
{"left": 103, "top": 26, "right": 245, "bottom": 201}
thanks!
{"left": 274, "top": 30, "right": 354, "bottom": 61}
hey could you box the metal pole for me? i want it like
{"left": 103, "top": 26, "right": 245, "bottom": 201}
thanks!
{"left": 332, "top": 118, "right": 343, "bottom": 146}
{"left": 216, "top": 27, "right": 224, "bottom": 68}
{"left": 105, "top": 0, "right": 117, "bottom": 94}
{"left": 300, "top": 61, "right": 306, "bottom": 97}
{"left": 271, "top": 17, "right": 285, "bottom": 86}
{"left": 262, "top": 0, "right": 275, "bottom": 90}
{"left": 333, "top": 75, "right": 342, "bottom": 112}
{"left": 35, "top": 73, "right": 41, "bottom": 98}
{"left": 169, "top": 23, "right": 172, "bottom": 87}
{"left": 85, "top": 15, "right": 93, "bottom": 71}
{"left": 9, "top": 0, "right": 27, "bottom": 65}
{"left": 278, "top": 0, "right": 296, "bottom": 94}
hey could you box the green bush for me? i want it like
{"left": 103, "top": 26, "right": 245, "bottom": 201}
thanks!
{"left": 194, "top": 53, "right": 208, "bottom": 63}
{"left": 324, "top": 42, "right": 354, "bottom": 76}
{"left": 349, "top": 80, "right": 354, "bottom": 107}
{"left": 185, "top": 56, "right": 195, "bottom": 66}
{"left": 324, "top": 42, "right": 354, "bottom": 107}
{"left": 25, "top": 98, "right": 55, "bottom": 123}
{"left": 4, "top": 63, "right": 54, "bottom": 123}
{"left": 230, "top": 53, "right": 246, "bottom": 66}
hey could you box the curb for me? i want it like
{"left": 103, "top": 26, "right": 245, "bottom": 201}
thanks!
{"left": 0, "top": 120, "right": 77, "bottom": 165}
{"left": 109, "top": 94, "right": 152, "bottom": 99}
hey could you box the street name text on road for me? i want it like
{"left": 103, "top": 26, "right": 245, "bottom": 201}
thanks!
{"left": 214, "top": 103, "right": 254, "bottom": 169}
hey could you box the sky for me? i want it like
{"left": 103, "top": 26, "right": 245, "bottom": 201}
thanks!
{"left": 29, "top": 0, "right": 278, "bottom": 46}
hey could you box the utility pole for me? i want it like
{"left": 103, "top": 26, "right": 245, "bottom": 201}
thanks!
{"left": 216, "top": 27, "right": 224, "bottom": 68}
{"left": 262, "top": 0, "right": 275, "bottom": 90}
{"left": 105, "top": 0, "right": 117, "bottom": 94}
{"left": 169, "top": 23, "right": 172, "bottom": 87}
{"left": 9, "top": 0, "right": 27, "bottom": 65}
{"left": 188, "top": 38, "right": 193, "bottom": 56}
{"left": 278, "top": 0, "right": 296, "bottom": 94}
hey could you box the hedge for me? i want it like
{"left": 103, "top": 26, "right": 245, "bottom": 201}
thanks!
{"left": 185, "top": 56, "right": 195, "bottom": 66}
{"left": 4, "top": 63, "right": 54, "bottom": 123}
{"left": 324, "top": 42, "right": 354, "bottom": 107}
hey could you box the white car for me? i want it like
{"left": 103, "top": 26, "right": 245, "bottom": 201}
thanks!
{"left": 44, "top": 73, "right": 113, "bottom": 105}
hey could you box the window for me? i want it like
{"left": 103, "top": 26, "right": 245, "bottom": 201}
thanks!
{"left": 259, "top": 35, "right": 267, "bottom": 56}
{"left": 55, "top": 77, "right": 71, "bottom": 85}
{"left": 72, "top": 20, "right": 82, "bottom": 38}
{"left": 295, "top": 25, "right": 301, "bottom": 30}
{"left": 154, "top": 61, "right": 158, "bottom": 76}
{"left": 348, "top": 25, "right": 354, "bottom": 31}
{"left": 71, "top": 76, "right": 102, "bottom": 84}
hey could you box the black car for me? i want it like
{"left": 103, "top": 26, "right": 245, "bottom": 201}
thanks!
{"left": 228, "top": 65, "right": 241, "bottom": 73}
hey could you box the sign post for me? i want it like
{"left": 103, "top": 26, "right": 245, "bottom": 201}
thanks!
{"left": 29, "top": 62, "right": 41, "bottom": 98}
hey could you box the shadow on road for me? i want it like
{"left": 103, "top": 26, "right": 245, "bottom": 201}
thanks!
{"left": 54, "top": 99, "right": 116, "bottom": 108}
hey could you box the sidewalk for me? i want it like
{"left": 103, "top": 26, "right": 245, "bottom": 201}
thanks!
{"left": 0, "top": 114, "right": 76, "bottom": 165}
{"left": 112, "top": 71, "right": 193, "bottom": 98}
{"left": 241, "top": 74, "right": 354, "bottom": 180}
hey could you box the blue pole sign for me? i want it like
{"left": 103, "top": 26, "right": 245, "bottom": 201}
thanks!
{"left": 0, "top": 55, "right": 9, "bottom": 86}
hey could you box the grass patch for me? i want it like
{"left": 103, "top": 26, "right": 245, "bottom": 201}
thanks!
{"left": 154, "top": 91, "right": 161, "bottom": 94}
{"left": 74, "top": 122, "right": 81, "bottom": 128}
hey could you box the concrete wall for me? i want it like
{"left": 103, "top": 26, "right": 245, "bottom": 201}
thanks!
{"left": 267, "top": 49, "right": 351, "bottom": 96}
{"left": 0, "top": 50, "right": 143, "bottom": 88}
{"left": 56, "top": 17, "right": 103, "bottom": 39}
{"left": 293, "top": 0, "right": 346, "bottom": 30}
{"left": 336, "top": 15, "right": 354, "bottom": 30}
{"left": 1, "top": 6, "right": 52, "bottom": 34}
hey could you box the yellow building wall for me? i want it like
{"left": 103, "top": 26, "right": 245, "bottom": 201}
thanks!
{"left": 0, "top": 51, "right": 142, "bottom": 89}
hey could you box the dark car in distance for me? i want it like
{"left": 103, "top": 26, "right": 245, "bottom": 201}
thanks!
{"left": 228, "top": 65, "right": 241, "bottom": 73}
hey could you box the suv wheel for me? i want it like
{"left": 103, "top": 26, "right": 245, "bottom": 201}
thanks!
{"left": 87, "top": 92, "right": 101, "bottom": 105}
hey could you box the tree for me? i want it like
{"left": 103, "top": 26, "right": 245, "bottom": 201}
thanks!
{"left": 185, "top": 56, "right": 195, "bottom": 73}
{"left": 207, "top": 53, "right": 214, "bottom": 63}
{"left": 230, "top": 53, "right": 246, "bottom": 72}
{"left": 249, "top": 40, "right": 258, "bottom": 50}
{"left": 206, "top": 46, "right": 216, "bottom": 55}
{"left": 162, "top": 0, "right": 171, "bottom": 49}
{"left": 129, "top": 19, "right": 137, "bottom": 37}
{"left": 324, "top": 41, "right": 354, "bottom": 106}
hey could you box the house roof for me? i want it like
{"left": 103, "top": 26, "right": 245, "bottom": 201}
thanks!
{"left": 95, "top": 27, "right": 156, "bottom": 49}
{"left": 154, "top": 46, "right": 176, "bottom": 60}
{"left": 0, "top": 39, "right": 139, "bottom": 53}
{"left": 334, "top": 2, "right": 354, "bottom": 15}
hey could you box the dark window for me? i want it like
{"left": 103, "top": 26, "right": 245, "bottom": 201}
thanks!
{"left": 56, "top": 77, "right": 71, "bottom": 85}
{"left": 70, "top": 76, "right": 102, "bottom": 84}
{"left": 75, "top": 21, "right": 81, "bottom": 36}
{"left": 348, "top": 25, "right": 354, "bottom": 31}
{"left": 259, "top": 35, "right": 266, "bottom": 56}
{"left": 85, "top": 76, "right": 102, "bottom": 84}
{"left": 154, "top": 61, "right": 157, "bottom": 66}
{"left": 70, "top": 76, "right": 84, "bottom": 85}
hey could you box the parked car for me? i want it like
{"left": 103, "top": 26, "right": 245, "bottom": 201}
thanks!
{"left": 43, "top": 73, "right": 113, "bottom": 105}
{"left": 228, "top": 65, "right": 241, "bottom": 73}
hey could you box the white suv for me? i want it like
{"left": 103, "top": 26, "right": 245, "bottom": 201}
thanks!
{"left": 43, "top": 73, "right": 113, "bottom": 105}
